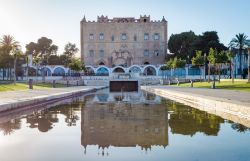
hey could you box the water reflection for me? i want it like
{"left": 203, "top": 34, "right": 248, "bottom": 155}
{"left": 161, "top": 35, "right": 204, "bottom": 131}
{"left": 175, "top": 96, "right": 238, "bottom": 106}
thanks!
{"left": 0, "top": 90, "right": 250, "bottom": 137}
{"left": 0, "top": 90, "right": 250, "bottom": 161}
{"left": 81, "top": 101, "right": 169, "bottom": 154}
{"left": 0, "top": 119, "right": 21, "bottom": 135}
{"left": 164, "top": 100, "right": 225, "bottom": 136}
{"left": 0, "top": 98, "right": 84, "bottom": 134}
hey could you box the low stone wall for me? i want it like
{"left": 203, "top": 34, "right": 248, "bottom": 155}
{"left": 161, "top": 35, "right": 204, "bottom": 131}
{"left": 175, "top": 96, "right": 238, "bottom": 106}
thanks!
{"left": 0, "top": 86, "right": 107, "bottom": 113}
{"left": 141, "top": 86, "right": 250, "bottom": 128}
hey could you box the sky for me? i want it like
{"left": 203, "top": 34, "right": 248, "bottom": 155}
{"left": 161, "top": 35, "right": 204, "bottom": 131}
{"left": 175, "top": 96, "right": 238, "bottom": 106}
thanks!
{"left": 0, "top": 0, "right": 249, "bottom": 56}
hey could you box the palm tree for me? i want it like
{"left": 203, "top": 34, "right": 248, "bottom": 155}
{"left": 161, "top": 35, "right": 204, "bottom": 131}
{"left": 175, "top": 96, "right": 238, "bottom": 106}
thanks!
{"left": 11, "top": 47, "right": 22, "bottom": 84}
{"left": 229, "top": 33, "right": 249, "bottom": 78}
{"left": 0, "top": 35, "right": 20, "bottom": 83}
{"left": 0, "top": 35, "right": 19, "bottom": 47}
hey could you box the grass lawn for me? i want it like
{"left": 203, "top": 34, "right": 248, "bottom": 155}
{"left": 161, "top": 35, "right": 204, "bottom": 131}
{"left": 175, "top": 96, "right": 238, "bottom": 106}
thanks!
{"left": 174, "top": 80, "right": 250, "bottom": 92}
{"left": 0, "top": 82, "right": 66, "bottom": 92}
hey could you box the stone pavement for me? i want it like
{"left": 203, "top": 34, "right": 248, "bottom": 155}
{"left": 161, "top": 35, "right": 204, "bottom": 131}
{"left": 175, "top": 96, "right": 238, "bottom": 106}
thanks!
{"left": 141, "top": 86, "right": 250, "bottom": 127}
{"left": 0, "top": 86, "right": 106, "bottom": 112}
{"left": 143, "top": 86, "right": 250, "bottom": 106}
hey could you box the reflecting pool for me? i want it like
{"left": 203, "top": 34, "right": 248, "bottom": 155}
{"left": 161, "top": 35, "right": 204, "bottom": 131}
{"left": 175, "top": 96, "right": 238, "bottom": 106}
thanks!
{"left": 0, "top": 89, "right": 250, "bottom": 161}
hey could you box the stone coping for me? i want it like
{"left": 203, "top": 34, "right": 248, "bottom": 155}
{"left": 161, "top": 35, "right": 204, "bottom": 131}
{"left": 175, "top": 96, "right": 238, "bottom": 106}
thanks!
{"left": 141, "top": 86, "right": 250, "bottom": 128}
{"left": 0, "top": 86, "right": 107, "bottom": 113}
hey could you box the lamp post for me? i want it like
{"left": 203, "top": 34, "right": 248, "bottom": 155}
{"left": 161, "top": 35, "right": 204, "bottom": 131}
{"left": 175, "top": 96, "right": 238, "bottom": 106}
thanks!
{"left": 204, "top": 53, "right": 207, "bottom": 80}
{"left": 248, "top": 47, "right": 250, "bottom": 83}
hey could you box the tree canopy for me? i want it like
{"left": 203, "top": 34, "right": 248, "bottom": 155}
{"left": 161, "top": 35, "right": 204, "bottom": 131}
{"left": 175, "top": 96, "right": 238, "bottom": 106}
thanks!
{"left": 61, "top": 43, "right": 79, "bottom": 67}
{"left": 168, "top": 31, "right": 227, "bottom": 62}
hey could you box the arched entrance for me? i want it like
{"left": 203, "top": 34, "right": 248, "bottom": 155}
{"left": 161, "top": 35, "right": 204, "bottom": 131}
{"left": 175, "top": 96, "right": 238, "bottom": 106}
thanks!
{"left": 41, "top": 67, "right": 52, "bottom": 76}
{"left": 53, "top": 67, "right": 65, "bottom": 76}
{"left": 129, "top": 65, "right": 142, "bottom": 73}
{"left": 96, "top": 67, "right": 109, "bottom": 76}
{"left": 113, "top": 67, "right": 125, "bottom": 73}
{"left": 143, "top": 66, "right": 157, "bottom": 76}
{"left": 85, "top": 66, "right": 95, "bottom": 75}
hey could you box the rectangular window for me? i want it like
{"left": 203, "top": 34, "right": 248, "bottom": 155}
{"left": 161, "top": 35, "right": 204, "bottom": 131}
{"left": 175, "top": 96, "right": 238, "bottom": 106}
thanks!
{"left": 89, "top": 50, "right": 94, "bottom": 57}
{"left": 100, "top": 50, "right": 104, "bottom": 57}
{"left": 154, "top": 33, "right": 160, "bottom": 40}
{"left": 121, "top": 33, "right": 127, "bottom": 40}
{"left": 99, "top": 33, "right": 104, "bottom": 40}
{"left": 134, "top": 35, "right": 137, "bottom": 41}
{"left": 89, "top": 34, "right": 94, "bottom": 40}
{"left": 144, "top": 49, "right": 149, "bottom": 56}
{"left": 111, "top": 35, "right": 114, "bottom": 41}
{"left": 144, "top": 33, "right": 149, "bottom": 40}
{"left": 154, "top": 50, "right": 159, "bottom": 56}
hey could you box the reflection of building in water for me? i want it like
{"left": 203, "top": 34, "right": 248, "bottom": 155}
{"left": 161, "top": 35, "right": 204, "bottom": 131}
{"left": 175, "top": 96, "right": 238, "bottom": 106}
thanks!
{"left": 81, "top": 102, "right": 168, "bottom": 153}
{"left": 84, "top": 90, "right": 161, "bottom": 104}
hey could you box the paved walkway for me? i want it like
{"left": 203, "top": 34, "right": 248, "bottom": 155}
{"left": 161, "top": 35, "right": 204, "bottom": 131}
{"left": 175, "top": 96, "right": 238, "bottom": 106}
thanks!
{"left": 141, "top": 86, "right": 250, "bottom": 127}
{"left": 0, "top": 86, "right": 106, "bottom": 112}
{"left": 143, "top": 86, "right": 250, "bottom": 106}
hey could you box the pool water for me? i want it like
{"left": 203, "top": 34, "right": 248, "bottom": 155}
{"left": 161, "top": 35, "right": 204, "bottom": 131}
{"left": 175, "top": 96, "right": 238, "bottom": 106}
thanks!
{"left": 0, "top": 89, "right": 250, "bottom": 161}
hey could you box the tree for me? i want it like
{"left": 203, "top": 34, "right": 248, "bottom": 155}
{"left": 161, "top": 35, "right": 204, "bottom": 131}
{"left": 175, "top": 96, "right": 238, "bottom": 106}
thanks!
{"left": 33, "top": 57, "right": 41, "bottom": 80}
{"left": 27, "top": 37, "right": 58, "bottom": 82}
{"left": 168, "top": 31, "right": 198, "bottom": 62}
{"left": 227, "top": 50, "right": 235, "bottom": 83}
{"left": 68, "top": 58, "right": 85, "bottom": 76}
{"left": 48, "top": 55, "right": 62, "bottom": 65}
{"left": 166, "top": 57, "right": 186, "bottom": 78}
{"left": 0, "top": 35, "right": 20, "bottom": 82}
{"left": 207, "top": 48, "right": 217, "bottom": 88}
{"left": 193, "top": 31, "right": 227, "bottom": 54}
{"left": 160, "top": 63, "right": 171, "bottom": 80}
{"left": 192, "top": 50, "right": 205, "bottom": 81}
{"left": 229, "top": 33, "right": 250, "bottom": 78}
{"left": 0, "top": 35, "right": 19, "bottom": 47}
{"left": 248, "top": 47, "right": 250, "bottom": 83}
{"left": 61, "top": 43, "right": 79, "bottom": 67}
{"left": 215, "top": 51, "right": 229, "bottom": 82}
{"left": 10, "top": 46, "right": 23, "bottom": 84}
{"left": 25, "top": 42, "right": 37, "bottom": 79}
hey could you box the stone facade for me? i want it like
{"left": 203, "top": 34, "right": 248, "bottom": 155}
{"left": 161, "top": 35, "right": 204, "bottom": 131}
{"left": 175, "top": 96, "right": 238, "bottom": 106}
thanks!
{"left": 80, "top": 15, "right": 168, "bottom": 67}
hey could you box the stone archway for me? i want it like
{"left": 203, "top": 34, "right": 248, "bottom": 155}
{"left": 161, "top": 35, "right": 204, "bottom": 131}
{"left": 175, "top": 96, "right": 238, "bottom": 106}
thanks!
{"left": 96, "top": 66, "right": 109, "bottom": 76}
{"left": 85, "top": 66, "right": 95, "bottom": 75}
{"left": 113, "top": 67, "right": 125, "bottom": 73}
{"left": 143, "top": 66, "right": 157, "bottom": 76}
{"left": 129, "top": 65, "right": 142, "bottom": 73}
{"left": 53, "top": 67, "right": 66, "bottom": 76}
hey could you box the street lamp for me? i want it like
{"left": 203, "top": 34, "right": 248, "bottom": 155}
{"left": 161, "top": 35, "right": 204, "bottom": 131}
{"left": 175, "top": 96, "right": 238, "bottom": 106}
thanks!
{"left": 204, "top": 53, "right": 207, "bottom": 80}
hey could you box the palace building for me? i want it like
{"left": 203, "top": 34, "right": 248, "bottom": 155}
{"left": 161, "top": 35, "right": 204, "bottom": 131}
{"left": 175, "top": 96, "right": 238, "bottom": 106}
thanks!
{"left": 80, "top": 15, "right": 168, "bottom": 68}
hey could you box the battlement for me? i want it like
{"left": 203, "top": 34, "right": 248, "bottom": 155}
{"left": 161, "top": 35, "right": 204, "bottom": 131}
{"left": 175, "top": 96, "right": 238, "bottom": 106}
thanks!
{"left": 81, "top": 15, "right": 167, "bottom": 23}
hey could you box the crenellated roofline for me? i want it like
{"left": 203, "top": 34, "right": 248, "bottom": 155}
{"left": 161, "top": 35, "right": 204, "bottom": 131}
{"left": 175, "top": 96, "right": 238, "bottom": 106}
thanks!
{"left": 81, "top": 15, "right": 167, "bottom": 23}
